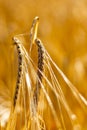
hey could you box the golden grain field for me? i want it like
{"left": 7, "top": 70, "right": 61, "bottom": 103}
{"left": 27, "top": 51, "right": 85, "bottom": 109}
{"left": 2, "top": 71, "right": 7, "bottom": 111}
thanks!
{"left": 0, "top": 0, "right": 87, "bottom": 130}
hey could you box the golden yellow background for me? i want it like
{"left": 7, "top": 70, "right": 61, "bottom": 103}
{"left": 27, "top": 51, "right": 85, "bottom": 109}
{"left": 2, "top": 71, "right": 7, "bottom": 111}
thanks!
{"left": 0, "top": 0, "right": 87, "bottom": 129}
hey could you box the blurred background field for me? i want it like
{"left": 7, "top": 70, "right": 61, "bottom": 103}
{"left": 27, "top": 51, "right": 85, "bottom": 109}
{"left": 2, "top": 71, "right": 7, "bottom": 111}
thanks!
{"left": 0, "top": 0, "right": 87, "bottom": 129}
